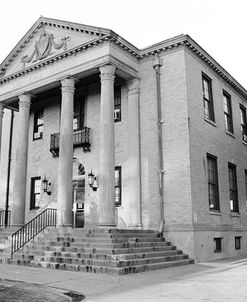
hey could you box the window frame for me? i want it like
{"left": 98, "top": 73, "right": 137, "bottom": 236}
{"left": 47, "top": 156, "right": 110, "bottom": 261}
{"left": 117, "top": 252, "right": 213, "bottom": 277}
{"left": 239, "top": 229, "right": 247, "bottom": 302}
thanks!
{"left": 73, "top": 95, "right": 85, "bottom": 131}
{"left": 240, "top": 104, "right": 247, "bottom": 142}
{"left": 228, "top": 163, "right": 239, "bottom": 213}
{"left": 115, "top": 166, "right": 122, "bottom": 207}
{"left": 207, "top": 154, "right": 220, "bottom": 211}
{"left": 223, "top": 90, "right": 234, "bottom": 133}
{"left": 114, "top": 86, "right": 121, "bottom": 123}
{"left": 202, "top": 73, "right": 215, "bottom": 122}
{"left": 30, "top": 177, "right": 41, "bottom": 210}
{"left": 214, "top": 237, "right": 223, "bottom": 253}
{"left": 235, "top": 236, "right": 241, "bottom": 250}
{"left": 33, "top": 109, "right": 44, "bottom": 140}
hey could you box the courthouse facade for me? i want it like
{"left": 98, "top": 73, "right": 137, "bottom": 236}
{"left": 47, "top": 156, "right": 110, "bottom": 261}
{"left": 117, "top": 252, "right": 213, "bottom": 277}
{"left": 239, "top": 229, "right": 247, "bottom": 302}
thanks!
{"left": 0, "top": 17, "right": 247, "bottom": 261}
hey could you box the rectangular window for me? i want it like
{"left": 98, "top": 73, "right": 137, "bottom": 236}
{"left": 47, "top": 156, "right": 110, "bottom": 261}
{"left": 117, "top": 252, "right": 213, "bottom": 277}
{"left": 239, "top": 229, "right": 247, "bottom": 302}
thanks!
{"left": 223, "top": 91, "right": 233, "bottom": 133}
{"left": 115, "top": 166, "right": 122, "bottom": 206}
{"left": 73, "top": 96, "right": 85, "bottom": 131}
{"left": 214, "top": 238, "right": 223, "bottom": 253}
{"left": 245, "top": 170, "right": 247, "bottom": 207}
{"left": 33, "top": 109, "right": 44, "bottom": 140}
{"left": 30, "top": 177, "right": 41, "bottom": 210}
{"left": 240, "top": 105, "right": 247, "bottom": 142}
{"left": 202, "top": 73, "right": 215, "bottom": 121}
{"left": 235, "top": 236, "right": 241, "bottom": 250}
{"left": 207, "top": 154, "right": 220, "bottom": 211}
{"left": 114, "top": 86, "right": 121, "bottom": 122}
{"left": 228, "top": 163, "right": 239, "bottom": 213}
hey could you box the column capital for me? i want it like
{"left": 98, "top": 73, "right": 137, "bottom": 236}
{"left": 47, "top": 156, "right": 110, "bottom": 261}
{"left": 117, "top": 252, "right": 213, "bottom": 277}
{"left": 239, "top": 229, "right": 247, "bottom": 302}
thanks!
{"left": 127, "top": 79, "right": 140, "bottom": 96}
{"left": 18, "top": 93, "right": 31, "bottom": 108}
{"left": 153, "top": 53, "right": 163, "bottom": 71}
{"left": 99, "top": 64, "right": 116, "bottom": 81}
{"left": 61, "top": 77, "right": 76, "bottom": 94}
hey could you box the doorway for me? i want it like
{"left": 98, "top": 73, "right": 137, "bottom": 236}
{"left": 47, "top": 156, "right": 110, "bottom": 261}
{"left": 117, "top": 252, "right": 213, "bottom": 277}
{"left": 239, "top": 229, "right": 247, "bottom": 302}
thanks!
{"left": 73, "top": 179, "right": 85, "bottom": 228}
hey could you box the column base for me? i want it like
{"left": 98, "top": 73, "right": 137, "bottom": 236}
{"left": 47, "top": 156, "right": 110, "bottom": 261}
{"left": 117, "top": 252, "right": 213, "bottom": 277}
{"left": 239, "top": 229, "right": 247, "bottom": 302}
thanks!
{"left": 98, "top": 224, "right": 116, "bottom": 228}
{"left": 128, "top": 224, "right": 143, "bottom": 230}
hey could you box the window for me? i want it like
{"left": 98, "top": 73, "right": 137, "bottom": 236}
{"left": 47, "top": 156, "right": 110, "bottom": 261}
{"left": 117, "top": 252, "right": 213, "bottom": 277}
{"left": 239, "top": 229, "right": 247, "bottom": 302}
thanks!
{"left": 33, "top": 109, "right": 44, "bottom": 140}
{"left": 115, "top": 166, "right": 122, "bottom": 206}
{"left": 114, "top": 86, "right": 121, "bottom": 122}
{"left": 240, "top": 105, "right": 247, "bottom": 142}
{"left": 223, "top": 91, "right": 233, "bottom": 133}
{"left": 73, "top": 96, "right": 85, "bottom": 131}
{"left": 228, "top": 163, "right": 239, "bottom": 213}
{"left": 202, "top": 73, "right": 215, "bottom": 121}
{"left": 214, "top": 238, "right": 222, "bottom": 253}
{"left": 30, "top": 177, "right": 41, "bottom": 210}
{"left": 207, "top": 154, "right": 220, "bottom": 211}
{"left": 235, "top": 236, "right": 241, "bottom": 250}
{"left": 245, "top": 170, "right": 247, "bottom": 207}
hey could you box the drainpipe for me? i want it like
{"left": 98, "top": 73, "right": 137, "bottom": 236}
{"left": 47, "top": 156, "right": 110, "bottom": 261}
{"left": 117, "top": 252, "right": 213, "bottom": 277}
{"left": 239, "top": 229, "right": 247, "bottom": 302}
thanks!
{"left": 5, "top": 110, "right": 14, "bottom": 227}
{"left": 153, "top": 54, "right": 165, "bottom": 235}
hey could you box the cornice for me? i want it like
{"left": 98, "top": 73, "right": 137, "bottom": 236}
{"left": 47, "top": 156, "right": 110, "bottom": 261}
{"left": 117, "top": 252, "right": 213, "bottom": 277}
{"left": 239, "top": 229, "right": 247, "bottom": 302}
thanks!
{"left": 0, "top": 18, "right": 246, "bottom": 101}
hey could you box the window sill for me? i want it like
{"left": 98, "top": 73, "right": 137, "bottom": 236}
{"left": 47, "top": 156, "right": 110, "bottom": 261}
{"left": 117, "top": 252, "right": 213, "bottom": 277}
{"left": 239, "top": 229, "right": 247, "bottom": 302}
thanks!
{"left": 225, "top": 131, "right": 235, "bottom": 138}
{"left": 33, "top": 137, "right": 43, "bottom": 141}
{"left": 30, "top": 207, "right": 40, "bottom": 211}
{"left": 204, "top": 117, "right": 216, "bottom": 127}
{"left": 231, "top": 212, "right": 240, "bottom": 217}
{"left": 209, "top": 210, "right": 222, "bottom": 216}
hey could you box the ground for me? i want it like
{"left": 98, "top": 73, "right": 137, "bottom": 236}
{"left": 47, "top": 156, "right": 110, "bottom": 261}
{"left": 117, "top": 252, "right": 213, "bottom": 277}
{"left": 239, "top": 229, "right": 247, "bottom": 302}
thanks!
{"left": 0, "top": 257, "right": 246, "bottom": 301}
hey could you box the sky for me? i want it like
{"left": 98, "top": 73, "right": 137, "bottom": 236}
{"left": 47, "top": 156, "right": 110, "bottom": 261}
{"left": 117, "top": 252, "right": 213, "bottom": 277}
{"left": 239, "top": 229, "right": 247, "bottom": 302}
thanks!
{"left": 0, "top": 0, "right": 246, "bottom": 87}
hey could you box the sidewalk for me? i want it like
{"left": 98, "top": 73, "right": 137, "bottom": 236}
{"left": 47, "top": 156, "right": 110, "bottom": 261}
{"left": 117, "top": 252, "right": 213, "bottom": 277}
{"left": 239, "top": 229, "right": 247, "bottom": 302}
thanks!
{"left": 0, "top": 257, "right": 247, "bottom": 301}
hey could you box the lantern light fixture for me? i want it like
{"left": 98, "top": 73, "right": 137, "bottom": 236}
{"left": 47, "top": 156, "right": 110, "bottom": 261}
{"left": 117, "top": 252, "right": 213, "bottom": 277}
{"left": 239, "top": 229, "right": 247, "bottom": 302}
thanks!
{"left": 42, "top": 176, "right": 51, "bottom": 195}
{"left": 88, "top": 170, "right": 98, "bottom": 191}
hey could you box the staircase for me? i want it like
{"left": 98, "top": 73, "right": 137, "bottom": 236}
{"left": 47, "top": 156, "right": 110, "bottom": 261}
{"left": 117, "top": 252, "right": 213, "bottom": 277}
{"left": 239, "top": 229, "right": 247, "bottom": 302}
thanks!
{"left": 7, "top": 228, "right": 194, "bottom": 274}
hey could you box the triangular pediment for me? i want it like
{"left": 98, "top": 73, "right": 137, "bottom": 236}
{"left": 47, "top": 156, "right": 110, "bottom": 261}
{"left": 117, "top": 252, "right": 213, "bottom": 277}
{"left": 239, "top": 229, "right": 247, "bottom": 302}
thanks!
{"left": 0, "top": 17, "right": 110, "bottom": 78}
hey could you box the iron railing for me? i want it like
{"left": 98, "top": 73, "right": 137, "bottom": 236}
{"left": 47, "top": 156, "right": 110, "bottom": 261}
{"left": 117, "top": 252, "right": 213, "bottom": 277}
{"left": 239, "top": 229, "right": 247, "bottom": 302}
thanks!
{"left": 11, "top": 208, "right": 57, "bottom": 257}
{"left": 0, "top": 210, "right": 11, "bottom": 227}
{"left": 50, "top": 127, "right": 91, "bottom": 157}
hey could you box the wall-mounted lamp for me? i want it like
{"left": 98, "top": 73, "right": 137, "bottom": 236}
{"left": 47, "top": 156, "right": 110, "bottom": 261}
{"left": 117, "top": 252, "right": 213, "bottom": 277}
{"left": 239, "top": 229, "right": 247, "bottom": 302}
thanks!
{"left": 42, "top": 176, "right": 51, "bottom": 195}
{"left": 88, "top": 170, "right": 98, "bottom": 191}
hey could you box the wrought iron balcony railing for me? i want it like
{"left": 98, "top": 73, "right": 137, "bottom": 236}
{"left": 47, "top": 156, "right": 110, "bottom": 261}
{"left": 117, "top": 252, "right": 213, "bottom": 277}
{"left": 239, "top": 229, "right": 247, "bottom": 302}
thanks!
{"left": 50, "top": 127, "right": 91, "bottom": 157}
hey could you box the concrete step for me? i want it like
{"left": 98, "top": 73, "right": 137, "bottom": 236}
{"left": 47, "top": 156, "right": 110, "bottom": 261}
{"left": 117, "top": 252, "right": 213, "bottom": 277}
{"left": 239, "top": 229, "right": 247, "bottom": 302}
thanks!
{"left": 7, "top": 258, "right": 194, "bottom": 275}
{"left": 28, "top": 240, "right": 171, "bottom": 249}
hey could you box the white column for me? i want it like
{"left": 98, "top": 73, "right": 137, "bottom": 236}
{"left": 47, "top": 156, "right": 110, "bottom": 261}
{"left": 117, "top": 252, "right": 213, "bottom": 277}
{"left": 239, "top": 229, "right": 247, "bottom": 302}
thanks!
{"left": 0, "top": 103, "right": 4, "bottom": 163}
{"left": 57, "top": 77, "right": 75, "bottom": 226}
{"left": 12, "top": 94, "right": 31, "bottom": 226}
{"left": 98, "top": 64, "right": 116, "bottom": 227}
{"left": 127, "top": 79, "right": 142, "bottom": 228}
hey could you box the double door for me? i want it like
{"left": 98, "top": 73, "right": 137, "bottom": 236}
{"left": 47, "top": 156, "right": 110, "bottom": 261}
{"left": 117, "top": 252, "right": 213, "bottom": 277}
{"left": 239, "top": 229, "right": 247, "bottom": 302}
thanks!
{"left": 73, "top": 179, "right": 85, "bottom": 228}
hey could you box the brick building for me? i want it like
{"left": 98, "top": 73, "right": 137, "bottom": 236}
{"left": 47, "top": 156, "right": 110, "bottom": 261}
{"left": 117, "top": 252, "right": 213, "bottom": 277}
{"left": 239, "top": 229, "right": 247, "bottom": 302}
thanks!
{"left": 0, "top": 17, "right": 247, "bottom": 263}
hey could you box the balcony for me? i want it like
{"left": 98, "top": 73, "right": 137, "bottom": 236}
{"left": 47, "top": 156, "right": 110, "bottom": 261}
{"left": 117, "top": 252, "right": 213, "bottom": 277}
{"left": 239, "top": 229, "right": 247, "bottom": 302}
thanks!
{"left": 50, "top": 127, "right": 91, "bottom": 157}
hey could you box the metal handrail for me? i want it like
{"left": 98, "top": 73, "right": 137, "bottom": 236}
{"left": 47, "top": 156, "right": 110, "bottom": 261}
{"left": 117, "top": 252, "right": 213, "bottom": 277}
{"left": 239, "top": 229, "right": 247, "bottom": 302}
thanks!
{"left": 0, "top": 210, "right": 11, "bottom": 227}
{"left": 11, "top": 208, "right": 57, "bottom": 257}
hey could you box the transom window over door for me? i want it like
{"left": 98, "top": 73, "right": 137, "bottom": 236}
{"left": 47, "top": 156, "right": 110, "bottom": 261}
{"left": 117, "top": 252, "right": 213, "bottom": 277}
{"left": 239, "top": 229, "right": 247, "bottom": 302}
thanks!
{"left": 207, "top": 154, "right": 220, "bottom": 211}
{"left": 202, "top": 73, "right": 215, "bottom": 122}
{"left": 73, "top": 96, "right": 85, "bottom": 131}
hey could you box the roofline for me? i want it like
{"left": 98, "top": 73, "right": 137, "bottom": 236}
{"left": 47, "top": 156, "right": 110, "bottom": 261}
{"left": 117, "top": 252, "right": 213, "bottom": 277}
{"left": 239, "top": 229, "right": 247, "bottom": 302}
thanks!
{"left": 0, "top": 18, "right": 246, "bottom": 99}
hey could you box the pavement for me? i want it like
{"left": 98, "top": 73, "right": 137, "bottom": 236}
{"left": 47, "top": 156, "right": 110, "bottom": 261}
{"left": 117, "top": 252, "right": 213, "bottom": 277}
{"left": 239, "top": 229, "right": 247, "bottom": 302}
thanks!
{"left": 0, "top": 256, "right": 247, "bottom": 301}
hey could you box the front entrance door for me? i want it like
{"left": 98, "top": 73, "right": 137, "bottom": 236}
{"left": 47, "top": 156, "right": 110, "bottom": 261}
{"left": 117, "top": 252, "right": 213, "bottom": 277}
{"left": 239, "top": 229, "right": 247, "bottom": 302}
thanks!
{"left": 73, "top": 179, "right": 85, "bottom": 228}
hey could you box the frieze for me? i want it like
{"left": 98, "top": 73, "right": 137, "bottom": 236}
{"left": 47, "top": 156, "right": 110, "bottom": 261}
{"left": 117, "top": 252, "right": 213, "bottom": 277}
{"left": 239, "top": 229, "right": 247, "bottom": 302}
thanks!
{"left": 21, "top": 29, "right": 70, "bottom": 67}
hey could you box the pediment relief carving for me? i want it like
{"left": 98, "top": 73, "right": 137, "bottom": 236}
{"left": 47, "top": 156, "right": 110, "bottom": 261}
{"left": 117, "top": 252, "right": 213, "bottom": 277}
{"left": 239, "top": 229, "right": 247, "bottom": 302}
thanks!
{"left": 21, "top": 29, "right": 70, "bottom": 67}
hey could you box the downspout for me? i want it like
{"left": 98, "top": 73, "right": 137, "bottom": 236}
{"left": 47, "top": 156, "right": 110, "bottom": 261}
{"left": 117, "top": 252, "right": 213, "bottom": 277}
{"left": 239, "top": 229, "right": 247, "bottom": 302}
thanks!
{"left": 5, "top": 110, "right": 14, "bottom": 227}
{"left": 153, "top": 54, "right": 165, "bottom": 234}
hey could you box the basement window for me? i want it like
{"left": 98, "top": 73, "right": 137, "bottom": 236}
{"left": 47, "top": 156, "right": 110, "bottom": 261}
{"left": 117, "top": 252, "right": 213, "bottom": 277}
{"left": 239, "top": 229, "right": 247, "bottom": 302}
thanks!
{"left": 214, "top": 237, "right": 223, "bottom": 253}
{"left": 235, "top": 236, "right": 241, "bottom": 250}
